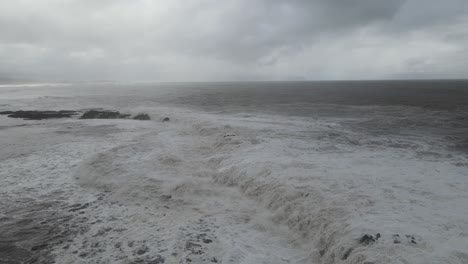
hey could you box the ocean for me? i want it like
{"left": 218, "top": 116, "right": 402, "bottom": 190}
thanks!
{"left": 0, "top": 81, "right": 467, "bottom": 264}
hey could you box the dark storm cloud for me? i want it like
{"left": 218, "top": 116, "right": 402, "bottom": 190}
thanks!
{"left": 150, "top": 0, "right": 407, "bottom": 62}
{"left": 0, "top": 0, "right": 467, "bottom": 81}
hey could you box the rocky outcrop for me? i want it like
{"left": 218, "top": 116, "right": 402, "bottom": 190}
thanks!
{"left": 0, "top": 110, "right": 78, "bottom": 120}
{"left": 133, "top": 113, "right": 151, "bottom": 120}
{"left": 80, "top": 110, "right": 130, "bottom": 119}
{"left": 0, "top": 109, "right": 153, "bottom": 121}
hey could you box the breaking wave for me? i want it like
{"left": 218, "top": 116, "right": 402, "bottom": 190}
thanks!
{"left": 72, "top": 106, "right": 468, "bottom": 264}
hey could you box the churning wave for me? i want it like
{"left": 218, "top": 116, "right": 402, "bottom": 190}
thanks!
{"left": 1, "top": 84, "right": 467, "bottom": 263}
{"left": 69, "top": 105, "right": 468, "bottom": 263}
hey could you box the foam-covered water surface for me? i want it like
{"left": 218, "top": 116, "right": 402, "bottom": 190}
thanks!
{"left": 0, "top": 81, "right": 467, "bottom": 264}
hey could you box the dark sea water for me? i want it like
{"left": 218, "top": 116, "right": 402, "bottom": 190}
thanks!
{"left": 5, "top": 80, "right": 468, "bottom": 111}
{"left": 120, "top": 80, "right": 468, "bottom": 151}
{"left": 2, "top": 80, "right": 468, "bottom": 150}
{"left": 166, "top": 80, "right": 468, "bottom": 112}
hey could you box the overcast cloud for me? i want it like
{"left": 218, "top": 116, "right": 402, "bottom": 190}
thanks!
{"left": 1, "top": 0, "right": 467, "bottom": 81}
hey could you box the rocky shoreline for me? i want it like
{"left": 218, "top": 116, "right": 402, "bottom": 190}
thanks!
{"left": 0, "top": 110, "right": 156, "bottom": 121}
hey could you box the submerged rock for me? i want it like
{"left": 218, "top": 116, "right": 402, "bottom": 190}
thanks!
{"left": 162, "top": 117, "right": 170, "bottom": 122}
{"left": 133, "top": 113, "right": 151, "bottom": 120}
{"left": 359, "top": 234, "right": 376, "bottom": 246}
{"left": 136, "top": 245, "right": 149, "bottom": 255}
{"left": 405, "top": 234, "right": 417, "bottom": 244}
{"left": 80, "top": 110, "right": 130, "bottom": 119}
{"left": 0, "top": 110, "right": 78, "bottom": 120}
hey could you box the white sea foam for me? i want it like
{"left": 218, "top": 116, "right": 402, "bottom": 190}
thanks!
{"left": 0, "top": 91, "right": 467, "bottom": 263}
{"left": 70, "top": 107, "right": 468, "bottom": 263}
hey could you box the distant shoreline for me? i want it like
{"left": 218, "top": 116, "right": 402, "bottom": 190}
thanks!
{"left": 0, "top": 83, "right": 71, "bottom": 88}
{"left": 1, "top": 79, "right": 468, "bottom": 87}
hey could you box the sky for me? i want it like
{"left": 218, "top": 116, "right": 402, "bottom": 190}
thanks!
{"left": 1, "top": 0, "right": 468, "bottom": 82}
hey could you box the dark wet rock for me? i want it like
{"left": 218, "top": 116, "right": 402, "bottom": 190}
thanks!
{"left": 0, "top": 110, "right": 78, "bottom": 120}
{"left": 133, "top": 113, "right": 151, "bottom": 120}
{"left": 211, "top": 257, "right": 218, "bottom": 263}
{"left": 392, "top": 234, "right": 418, "bottom": 244}
{"left": 80, "top": 110, "right": 130, "bottom": 119}
{"left": 359, "top": 234, "right": 376, "bottom": 246}
{"left": 162, "top": 117, "right": 170, "bottom": 122}
{"left": 136, "top": 245, "right": 149, "bottom": 255}
{"left": 406, "top": 235, "right": 417, "bottom": 244}
{"left": 202, "top": 239, "right": 212, "bottom": 244}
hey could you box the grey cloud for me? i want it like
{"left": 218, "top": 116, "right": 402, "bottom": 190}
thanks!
{"left": 160, "top": 0, "right": 406, "bottom": 62}
{"left": 0, "top": 0, "right": 467, "bottom": 81}
{"left": 390, "top": 0, "right": 468, "bottom": 29}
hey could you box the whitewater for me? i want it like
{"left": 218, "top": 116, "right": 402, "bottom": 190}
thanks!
{"left": 0, "top": 82, "right": 467, "bottom": 264}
